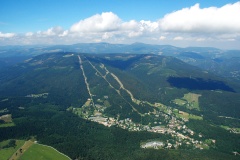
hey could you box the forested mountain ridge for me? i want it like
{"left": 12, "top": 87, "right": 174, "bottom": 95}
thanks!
{"left": 0, "top": 52, "right": 239, "bottom": 159}
{"left": 1, "top": 43, "right": 240, "bottom": 82}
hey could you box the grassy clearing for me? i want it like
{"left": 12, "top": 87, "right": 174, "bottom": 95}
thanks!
{"left": 0, "top": 114, "right": 13, "bottom": 123}
{"left": 19, "top": 143, "right": 70, "bottom": 160}
{"left": 220, "top": 125, "right": 240, "bottom": 132}
{"left": 174, "top": 110, "right": 202, "bottom": 120}
{"left": 9, "top": 140, "right": 34, "bottom": 160}
{"left": 173, "top": 93, "right": 201, "bottom": 110}
{"left": 0, "top": 122, "right": 15, "bottom": 128}
{"left": 173, "top": 99, "right": 186, "bottom": 105}
{"left": 220, "top": 125, "right": 229, "bottom": 130}
{"left": 0, "top": 114, "right": 15, "bottom": 128}
{"left": 183, "top": 93, "right": 201, "bottom": 110}
{"left": 0, "top": 140, "right": 25, "bottom": 160}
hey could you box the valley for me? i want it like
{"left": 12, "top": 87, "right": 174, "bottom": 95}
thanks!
{"left": 70, "top": 55, "right": 212, "bottom": 150}
{"left": 0, "top": 51, "right": 239, "bottom": 159}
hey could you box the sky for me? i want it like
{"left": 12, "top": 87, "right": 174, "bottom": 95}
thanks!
{"left": 0, "top": 0, "right": 240, "bottom": 49}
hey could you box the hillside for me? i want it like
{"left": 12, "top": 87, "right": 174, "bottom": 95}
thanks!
{"left": 0, "top": 52, "right": 239, "bottom": 159}
{"left": 1, "top": 43, "right": 240, "bottom": 82}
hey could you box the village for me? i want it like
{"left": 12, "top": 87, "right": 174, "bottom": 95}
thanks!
{"left": 69, "top": 96, "right": 213, "bottom": 150}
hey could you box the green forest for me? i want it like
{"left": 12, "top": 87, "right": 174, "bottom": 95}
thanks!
{"left": 0, "top": 52, "right": 239, "bottom": 159}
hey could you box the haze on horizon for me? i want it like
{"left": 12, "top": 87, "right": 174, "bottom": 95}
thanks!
{"left": 0, "top": 0, "right": 240, "bottom": 50}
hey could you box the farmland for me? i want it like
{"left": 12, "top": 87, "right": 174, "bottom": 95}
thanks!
{"left": 19, "top": 143, "right": 71, "bottom": 160}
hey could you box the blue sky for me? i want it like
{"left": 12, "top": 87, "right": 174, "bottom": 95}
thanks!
{"left": 0, "top": 0, "right": 240, "bottom": 49}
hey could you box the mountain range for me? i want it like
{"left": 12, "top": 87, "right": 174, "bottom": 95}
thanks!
{"left": 0, "top": 43, "right": 239, "bottom": 159}
{"left": 1, "top": 42, "right": 240, "bottom": 82}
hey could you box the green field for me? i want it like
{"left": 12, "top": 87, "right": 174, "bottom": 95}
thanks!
{"left": 173, "top": 109, "right": 203, "bottom": 120}
{"left": 173, "top": 93, "right": 201, "bottom": 110}
{"left": 0, "top": 122, "right": 15, "bottom": 128}
{"left": 19, "top": 143, "right": 70, "bottom": 160}
{"left": 0, "top": 140, "right": 25, "bottom": 160}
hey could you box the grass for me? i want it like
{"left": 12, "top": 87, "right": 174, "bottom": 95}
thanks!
{"left": 0, "top": 122, "right": 15, "bottom": 128}
{"left": 173, "top": 99, "right": 186, "bottom": 105}
{"left": 19, "top": 143, "right": 70, "bottom": 160}
{"left": 0, "top": 140, "right": 25, "bottom": 160}
{"left": 183, "top": 93, "right": 201, "bottom": 110}
{"left": 173, "top": 92, "right": 201, "bottom": 110}
{"left": 220, "top": 125, "right": 240, "bottom": 132}
{"left": 175, "top": 110, "right": 203, "bottom": 120}
{"left": 220, "top": 125, "right": 229, "bottom": 130}
{"left": 0, "top": 114, "right": 15, "bottom": 128}
{"left": 9, "top": 140, "right": 34, "bottom": 160}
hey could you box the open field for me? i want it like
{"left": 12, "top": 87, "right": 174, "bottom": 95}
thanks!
{"left": 174, "top": 110, "right": 203, "bottom": 120}
{"left": 0, "top": 140, "right": 25, "bottom": 160}
{"left": 173, "top": 93, "right": 201, "bottom": 110}
{"left": 19, "top": 143, "right": 71, "bottom": 160}
{"left": 0, "top": 114, "right": 15, "bottom": 128}
{"left": 0, "top": 122, "right": 15, "bottom": 128}
{"left": 8, "top": 140, "right": 34, "bottom": 160}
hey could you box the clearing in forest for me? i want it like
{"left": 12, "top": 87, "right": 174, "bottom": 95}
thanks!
{"left": 19, "top": 143, "right": 70, "bottom": 160}
{"left": 173, "top": 92, "right": 201, "bottom": 110}
{"left": 0, "top": 139, "right": 25, "bottom": 160}
{"left": 7, "top": 140, "right": 70, "bottom": 160}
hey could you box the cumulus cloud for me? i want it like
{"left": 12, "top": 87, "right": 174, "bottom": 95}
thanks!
{"left": 196, "top": 38, "right": 205, "bottom": 42}
{"left": 173, "top": 36, "right": 184, "bottom": 40}
{"left": 140, "top": 20, "right": 159, "bottom": 32}
{"left": 70, "top": 12, "right": 121, "bottom": 33}
{"left": 159, "top": 2, "right": 240, "bottom": 33}
{"left": 159, "top": 36, "right": 166, "bottom": 40}
{"left": 0, "top": 32, "right": 15, "bottom": 38}
{"left": 2, "top": 2, "right": 240, "bottom": 49}
{"left": 25, "top": 32, "right": 33, "bottom": 37}
{"left": 37, "top": 26, "right": 64, "bottom": 36}
{"left": 67, "top": 12, "right": 161, "bottom": 41}
{"left": 59, "top": 30, "right": 69, "bottom": 37}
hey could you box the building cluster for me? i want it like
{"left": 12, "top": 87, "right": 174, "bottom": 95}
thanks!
{"left": 70, "top": 96, "right": 213, "bottom": 150}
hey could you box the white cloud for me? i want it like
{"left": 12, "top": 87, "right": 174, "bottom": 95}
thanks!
{"left": 36, "top": 26, "right": 64, "bottom": 37}
{"left": 159, "top": 2, "right": 240, "bottom": 33}
{"left": 59, "top": 30, "right": 68, "bottom": 37}
{"left": 0, "top": 32, "right": 15, "bottom": 38}
{"left": 227, "top": 38, "right": 235, "bottom": 41}
{"left": 25, "top": 32, "right": 33, "bottom": 37}
{"left": 173, "top": 36, "right": 184, "bottom": 40}
{"left": 2, "top": 2, "right": 240, "bottom": 49}
{"left": 69, "top": 12, "right": 160, "bottom": 36}
{"left": 159, "top": 36, "right": 166, "bottom": 40}
{"left": 196, "top": 38, "right": 205, "bottom": 42}
{"left": 70, "top": 12, "right": 121, "bottom": 33}
{"left": 102, "top": 32, "right": 114, "bottom": 39}
{"left": 140, "top": 20, "right": 159, "bottom": 32}
{"left": 45, "top": 27, "right": 64, "bottom": 36}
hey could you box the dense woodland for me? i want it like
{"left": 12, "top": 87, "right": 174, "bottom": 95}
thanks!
{"left": 0, "top": 99, "right": 239, "bottom": 160}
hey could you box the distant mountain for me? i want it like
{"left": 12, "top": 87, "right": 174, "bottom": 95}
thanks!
{"left": 0, "top": 42, "right": 222, "bottom": 57}
{"left": 1, "top": 43, "right": 240, "bottom": 82}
